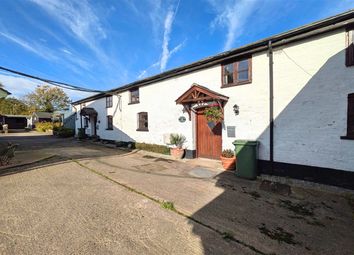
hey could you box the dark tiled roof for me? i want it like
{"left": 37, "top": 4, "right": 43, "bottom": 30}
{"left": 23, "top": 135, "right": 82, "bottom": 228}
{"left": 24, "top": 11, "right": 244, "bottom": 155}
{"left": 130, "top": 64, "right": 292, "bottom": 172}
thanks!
{"left": 72, "top": 9, "right": 354, "bottom": 105}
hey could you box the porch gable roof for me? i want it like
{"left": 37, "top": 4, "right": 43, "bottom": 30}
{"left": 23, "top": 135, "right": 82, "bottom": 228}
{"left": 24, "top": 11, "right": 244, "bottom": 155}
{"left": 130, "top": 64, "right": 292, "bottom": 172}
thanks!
{"left": 175, "top": 83, "right": 229, "bottom": 104}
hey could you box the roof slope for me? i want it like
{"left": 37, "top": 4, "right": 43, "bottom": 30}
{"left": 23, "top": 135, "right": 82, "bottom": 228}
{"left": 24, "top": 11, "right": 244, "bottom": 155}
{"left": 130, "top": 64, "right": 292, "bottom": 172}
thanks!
{"left": 34, "top": 112, "right": 52, "bottom": 118}
{"left": 73, "top": 9, "right": 354, "bottom": 105}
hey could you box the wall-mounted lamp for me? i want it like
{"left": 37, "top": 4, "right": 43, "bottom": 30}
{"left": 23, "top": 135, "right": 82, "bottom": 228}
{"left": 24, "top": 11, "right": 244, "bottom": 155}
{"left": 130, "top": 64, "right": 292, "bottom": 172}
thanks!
{"left": 233, "top": 104, "right": 239, "bottom": 115}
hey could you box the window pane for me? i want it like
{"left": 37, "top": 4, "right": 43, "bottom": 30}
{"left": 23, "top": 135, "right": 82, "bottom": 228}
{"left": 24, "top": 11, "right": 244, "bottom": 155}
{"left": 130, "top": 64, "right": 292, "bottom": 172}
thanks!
{"left": 223, "top": 64, "right": 234, "bottom": 84}
{"left": 138, "top": 112, "right": 148, "bottom": 130}
{"left": 238, "top": 60, "right": 249, "bottom": 71}
{"left": 131, "top": 89, "right": 140, "bottom": 103}
{"left": 238, "top": 70, "right": 249, "bottom": 81}
{"left": 106, "top": 96, "right": 112, "bottom": 107}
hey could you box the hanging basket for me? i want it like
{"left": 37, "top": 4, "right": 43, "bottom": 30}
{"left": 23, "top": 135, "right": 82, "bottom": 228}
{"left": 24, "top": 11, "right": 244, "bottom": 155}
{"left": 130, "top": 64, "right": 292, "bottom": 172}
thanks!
{"left": 204, "top": 106, "right": 223, "bottom": 123}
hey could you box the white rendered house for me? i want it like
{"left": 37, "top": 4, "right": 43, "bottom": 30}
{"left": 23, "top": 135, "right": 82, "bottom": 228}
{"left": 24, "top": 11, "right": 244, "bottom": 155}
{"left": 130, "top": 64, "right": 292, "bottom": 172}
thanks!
{"left": 72, "top": 10, "right": 354, "bottom": 189}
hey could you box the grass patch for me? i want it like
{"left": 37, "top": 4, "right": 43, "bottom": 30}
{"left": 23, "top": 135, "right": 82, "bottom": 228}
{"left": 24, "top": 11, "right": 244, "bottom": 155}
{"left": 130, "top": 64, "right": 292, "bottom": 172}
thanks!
{"left": 279, "top": 199, "right": 314, "bottom": 217}
{"left": 259, "top": 224, "right": 300, "bottom": 245}
{"left": 135, "top": 143, "right": 170, "bottom": 155}
{"left": 161, "top": 201, "right": 175, "bottom": 211}
{"left": 221, "top": 231, "right": 235, "bottom": 241}
{"left": 142, "top": 155, "right": 157, "bottom": 159}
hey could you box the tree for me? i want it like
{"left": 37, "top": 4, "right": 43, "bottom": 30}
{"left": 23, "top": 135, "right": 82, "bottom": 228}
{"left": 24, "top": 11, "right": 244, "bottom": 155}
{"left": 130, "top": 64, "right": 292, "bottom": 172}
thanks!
{"left": 0, "top": 97, "right": 30, "bottom": 115}
{"left": 25, "top": 85, "right": 70, "bottom": 113}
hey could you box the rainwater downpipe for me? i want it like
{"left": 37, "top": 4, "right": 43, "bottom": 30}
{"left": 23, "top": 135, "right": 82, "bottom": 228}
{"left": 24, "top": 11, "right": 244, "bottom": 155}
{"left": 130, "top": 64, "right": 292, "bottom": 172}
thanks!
{"left": 268, "top": 40, "right": 274, "bottom": 173}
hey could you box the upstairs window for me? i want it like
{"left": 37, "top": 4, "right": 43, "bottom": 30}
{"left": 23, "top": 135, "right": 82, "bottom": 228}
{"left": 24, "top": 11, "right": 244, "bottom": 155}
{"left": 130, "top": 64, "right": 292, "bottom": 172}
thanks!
{"left": 137, "top": 112, "right": 148, "bottom": 131}
{"left": 346, "top": 27, "right": 354, "bottom": 67}
{"left": 106, "top": 95, "right": 113, "bottom": 108}
{"left": 344, "top": 93, "right": 354, "bottom": 139}
{"left": 130, "top": 88, "right": 140, "bottom": 104}
{"left": 107, "top": 115, "right": 113, "bottom": 130}
{"left": 222, "top": 57, "right": 252, "bottom": 87}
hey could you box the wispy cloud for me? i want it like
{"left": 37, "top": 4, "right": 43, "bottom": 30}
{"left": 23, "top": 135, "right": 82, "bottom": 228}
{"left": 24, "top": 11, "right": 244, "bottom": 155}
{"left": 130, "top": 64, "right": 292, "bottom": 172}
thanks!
{"left": 0, "top": 73, "right": 93, "bottom": 101}
{"left": 138, "top": 0, "right": 185, "bottom": 78}
{"left": 29, "top": 0, "right": 107, "bottom": 61}
{"left": 160, "top": 7, "right": 179, "bottom": 71}
{"left": 208, "top": 0, "right": 258, "bottom": 51}
{"left": 0, "top": 31, "right": 91, "bottom": 72}
{"left": 0, "top": 32, "right": 57, "bottom": 61}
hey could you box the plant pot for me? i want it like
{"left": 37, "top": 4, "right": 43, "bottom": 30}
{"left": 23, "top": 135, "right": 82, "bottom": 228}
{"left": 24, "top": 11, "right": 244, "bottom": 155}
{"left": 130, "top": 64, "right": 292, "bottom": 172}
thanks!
{"left": 220, "top": 156, "right": 236, "bottom": 170}
{"left": 170, "top": 147, "right": 185, "bottom": 159}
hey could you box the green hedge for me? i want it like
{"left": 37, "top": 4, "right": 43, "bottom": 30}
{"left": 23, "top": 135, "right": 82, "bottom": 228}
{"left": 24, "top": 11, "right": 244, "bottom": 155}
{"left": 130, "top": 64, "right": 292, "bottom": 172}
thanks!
{"left": 135, "top": 142, "right": 170, "bottom": 155}
{"left": 56, "top": 127, "right": 75, "bottom": 138}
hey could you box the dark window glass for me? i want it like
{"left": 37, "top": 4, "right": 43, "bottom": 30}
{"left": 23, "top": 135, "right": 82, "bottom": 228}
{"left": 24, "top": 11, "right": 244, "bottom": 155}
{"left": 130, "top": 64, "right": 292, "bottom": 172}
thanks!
{"left": 106, "top": 96, "right": 113, "bottom": 108}
{"left": 346, "top": 29, "right": 354, "bottom": 67}
{"left": 347, "top": 94, "right": 354, "bottom": 137}
{"left": 84, "top": 117, "right": 89, "bottom": 128}
{"left": 223, "top": 64, "right": 234, "bottom": 85}
{"left": 222, "top": 58, "right": 251, "bottom": 86}
{"left": 137, "top": 112, "right": 148, "bottom": 131}
{"left": 107, "top": 115, "right": 113, "bottom": 130}
{"left": 130, "top": 88, "right": 140, "bottom": 104}
{"left": 237, "top": 60, "right": 249, "bottom": 81}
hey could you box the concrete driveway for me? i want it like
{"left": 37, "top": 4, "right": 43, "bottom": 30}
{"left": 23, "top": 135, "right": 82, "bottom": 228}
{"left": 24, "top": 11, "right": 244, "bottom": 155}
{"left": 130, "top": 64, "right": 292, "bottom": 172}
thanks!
{"left": 0, "top": 132, "right": 353, "bottom": 255}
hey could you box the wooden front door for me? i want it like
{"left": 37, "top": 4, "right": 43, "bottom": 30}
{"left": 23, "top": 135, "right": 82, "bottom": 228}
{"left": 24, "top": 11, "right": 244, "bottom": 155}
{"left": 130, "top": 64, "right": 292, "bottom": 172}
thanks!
{"left": 196, "top": 110, "right": 222, "bottom": 159}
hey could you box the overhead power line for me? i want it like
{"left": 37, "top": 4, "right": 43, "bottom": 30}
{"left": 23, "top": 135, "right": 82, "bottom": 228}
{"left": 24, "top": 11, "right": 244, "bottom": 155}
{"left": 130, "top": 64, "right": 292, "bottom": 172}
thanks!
{"left": 0, "top": 66, "right": 105, "bottom": 93}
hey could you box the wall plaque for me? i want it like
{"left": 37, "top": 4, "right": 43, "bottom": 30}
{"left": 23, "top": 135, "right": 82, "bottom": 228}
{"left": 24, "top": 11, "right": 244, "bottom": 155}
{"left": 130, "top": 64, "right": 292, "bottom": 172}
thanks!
{"left": 179, "top": 116, "right": 186, "bottom": 123}
{"left": 227, "top": 126, "right": 236, "bottom": 137}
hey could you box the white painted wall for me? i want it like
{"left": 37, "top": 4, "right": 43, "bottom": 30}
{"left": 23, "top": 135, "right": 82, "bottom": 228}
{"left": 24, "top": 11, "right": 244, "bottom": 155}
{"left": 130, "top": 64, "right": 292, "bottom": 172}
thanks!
{"left": 272, "top": 29, "right": 354, "bottom": 171}
{"left": 73, "top": 28, "right": 354, "bottom": 172}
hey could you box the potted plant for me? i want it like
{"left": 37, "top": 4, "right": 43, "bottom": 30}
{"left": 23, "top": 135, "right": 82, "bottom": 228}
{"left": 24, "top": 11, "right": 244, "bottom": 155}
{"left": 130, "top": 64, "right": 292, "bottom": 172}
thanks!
{"left": 204, "top": 106, "right": 223, "bottom": 128}
{"left": 168, "top": 133, "right": 186, "bottom": 159}
{"left": 220, "top": 149, "right": 236, "bottom": 170}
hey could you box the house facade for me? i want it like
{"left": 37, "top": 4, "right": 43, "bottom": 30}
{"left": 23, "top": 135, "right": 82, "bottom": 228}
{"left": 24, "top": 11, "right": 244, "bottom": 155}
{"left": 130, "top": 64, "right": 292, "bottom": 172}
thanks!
{"left": 72, "top": 11, "right": 354, "bottom": 189}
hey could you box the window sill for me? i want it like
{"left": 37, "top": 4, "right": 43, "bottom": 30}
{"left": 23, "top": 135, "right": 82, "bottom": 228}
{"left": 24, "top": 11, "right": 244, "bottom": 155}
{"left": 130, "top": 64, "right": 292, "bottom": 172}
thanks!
{"left": 340, "top": 135, "right": 354, "bottom": 140}
{"left": 136, "top": 128, "right": 149, "bottom": 132}
{"left": 128, "top": 101, "right": 140, "bottom": 105}
{"left": 106, "top": 128, "right": 113, "bottom": 131}
{"left": 221, "top": 80, "right": 251, "bottom": 88}
{"left": 106, "top": 106, "right": 112, "bottom": 108}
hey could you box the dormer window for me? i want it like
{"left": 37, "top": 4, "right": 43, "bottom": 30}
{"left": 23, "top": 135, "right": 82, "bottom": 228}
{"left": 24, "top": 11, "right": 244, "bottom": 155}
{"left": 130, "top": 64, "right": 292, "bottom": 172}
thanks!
{"left": 221, "top": 57, "right": 252, "bottom": 87}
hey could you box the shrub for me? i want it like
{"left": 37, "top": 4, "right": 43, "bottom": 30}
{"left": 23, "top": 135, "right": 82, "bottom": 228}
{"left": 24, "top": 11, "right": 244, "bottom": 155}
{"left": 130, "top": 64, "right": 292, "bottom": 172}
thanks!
{"left": 35, "top": 121, "right": 60, "bottom": 132}
{"left": 221, "top": 149, "right": 234, "bottom": 158}
{"left": 169, "top": 134, "right": 186, "bottom": 148}
{"left": 135, "top": 142, "right": 170, "bottom": 155}
{"left": 56, "top": 127, "right": 74, "bottom": 138}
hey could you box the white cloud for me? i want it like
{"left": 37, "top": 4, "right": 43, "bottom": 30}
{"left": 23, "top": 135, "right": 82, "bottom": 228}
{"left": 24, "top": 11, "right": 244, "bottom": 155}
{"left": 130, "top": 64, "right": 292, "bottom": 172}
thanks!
{"left": 29, "top": 0, "right": 107, "bottom": 62}
{"left": 0, "top": 32, "right": 57, "bottom": 61}
{"left": 208, "top": 0, "right": 258, "bottom": 51}
{"left": 0, "top": 73, "right": 93, "bottom": 101}
{"left": 159, "top": 0, "right": 184, "bottom": 71}
{"left": 160, "top": 9, "right": 175, "bottom": 71}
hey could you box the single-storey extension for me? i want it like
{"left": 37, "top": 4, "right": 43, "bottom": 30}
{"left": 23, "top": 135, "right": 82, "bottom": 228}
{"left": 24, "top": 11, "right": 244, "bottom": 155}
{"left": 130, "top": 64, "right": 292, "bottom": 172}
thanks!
{"left": 0, "top": 114, "right": 29, "bottom": 129}
{"left": 72, "top": 10, "right": 354, "bottom": 189}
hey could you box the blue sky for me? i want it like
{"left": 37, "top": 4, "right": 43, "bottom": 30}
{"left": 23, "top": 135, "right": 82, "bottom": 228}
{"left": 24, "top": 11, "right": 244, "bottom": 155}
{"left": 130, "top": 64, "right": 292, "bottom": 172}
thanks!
{"left": 0, "top": 0, "right": 353, "bottom": 101}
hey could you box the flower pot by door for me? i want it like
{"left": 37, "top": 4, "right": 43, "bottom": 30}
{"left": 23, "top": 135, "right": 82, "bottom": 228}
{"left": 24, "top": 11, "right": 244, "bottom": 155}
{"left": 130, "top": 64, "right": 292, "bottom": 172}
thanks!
{"left": 220, "top": 156, "right": 236, "bottom": 170}
{"left": 170, "top": 148, "right": 185, "bottom": 159}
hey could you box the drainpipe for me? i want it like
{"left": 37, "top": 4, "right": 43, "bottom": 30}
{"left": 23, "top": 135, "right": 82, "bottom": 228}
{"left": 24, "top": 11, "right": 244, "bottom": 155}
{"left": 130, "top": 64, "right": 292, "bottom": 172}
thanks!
{"left": 268, "top": 40, "right": 274, "bottom": 173}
